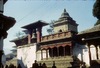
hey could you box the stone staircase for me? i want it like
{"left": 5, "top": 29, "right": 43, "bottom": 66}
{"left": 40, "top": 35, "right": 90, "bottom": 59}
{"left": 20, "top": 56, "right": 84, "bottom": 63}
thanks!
{"left": 38, "top": 56, "right": 73, "bottom": 68}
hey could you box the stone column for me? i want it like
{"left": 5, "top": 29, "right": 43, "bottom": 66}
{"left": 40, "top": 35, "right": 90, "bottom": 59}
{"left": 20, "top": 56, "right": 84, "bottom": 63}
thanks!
{"left": 95, "top": 46, "right": 99, "bottom": 59}
{"left": 57, "top": 47, "right": 59, "bottom": 57}
{"left": 46, "top": 49, "right": 48, "bottom": 59}
{"left": 88, "top": 44, "right": 91, "bottom": 65}
{"left": 0, "top": 0, "right": 4, "bottom": 14}
{"left": 37, "top": 27, "right": 42, "bottom": 43}
{"left": 0, "top": 37, "right": 3, "bottom": 67}
{"left": 0, "top": 17, "right": 4, "bottom": 67}
{"left": 51, "top": 48, "right": 53, "bottom": 58}
{"left": 41, "top": 50, "right": 43, "bottom": 60}
{"left": 63, "top": 47, "right": 65, "bottom": 56}
{"left": 70, "top": 46, "right": 72, "bottom": 55}
{"left": 98, "top": 46, "right": 100, "bottom": 59}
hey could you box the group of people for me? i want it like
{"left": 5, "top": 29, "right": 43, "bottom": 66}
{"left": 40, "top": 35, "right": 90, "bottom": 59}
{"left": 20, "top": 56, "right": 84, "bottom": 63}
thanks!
{"left": 0, "top": 60, "right": 57, "bottom": 68}
{"left": 0, "top": 63, "right": 23, "bottom": 68}
{"left": 32, "top": 60, "right": 57, "bottom": 68}
{"left": 0, "top": 63, "right": 17, "bottom": 68}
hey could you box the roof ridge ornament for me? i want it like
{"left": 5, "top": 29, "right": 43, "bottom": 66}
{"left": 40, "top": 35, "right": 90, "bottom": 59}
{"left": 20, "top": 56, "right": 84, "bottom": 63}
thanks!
{"left": 61, "top": 8, "right": 70, "bottom": 18}
{"left": 64, "top": 9, "right": 66, "bottom": 13}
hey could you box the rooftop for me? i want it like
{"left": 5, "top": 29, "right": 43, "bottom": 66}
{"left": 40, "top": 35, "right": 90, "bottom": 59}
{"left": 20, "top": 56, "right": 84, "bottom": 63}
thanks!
{"left": 21, "top": 20, "right": 48, "bottom": 29}
{"left": 10, "top": 35, "right": 27, "bottom": 42}
{"left": 79, "top": 24, "right": 100, "bottom": 35}
{"left": 54, "top": 9, "right": 78, "bottom": 26}
{"left": 0, "top": 14, "right": 16, "bottom": 31}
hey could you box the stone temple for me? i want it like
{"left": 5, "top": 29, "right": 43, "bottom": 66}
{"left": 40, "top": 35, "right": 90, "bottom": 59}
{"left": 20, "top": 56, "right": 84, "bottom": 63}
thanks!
{"left": 11, "top": 9, "right": 100, "bottom": 68}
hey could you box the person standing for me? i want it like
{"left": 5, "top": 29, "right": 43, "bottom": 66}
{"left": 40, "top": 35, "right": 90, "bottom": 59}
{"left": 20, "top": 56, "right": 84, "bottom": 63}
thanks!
{"left": 42, "top": 63, "right": 47, "bottom": 68}
{"left": 32, "top": 60, "right": 38, "bottom": 68}
{"left": 38, "top": 63, "right": 43, "bottom": 68}
{"left": 52, "top": 61, "right": 56, "bottom": 68}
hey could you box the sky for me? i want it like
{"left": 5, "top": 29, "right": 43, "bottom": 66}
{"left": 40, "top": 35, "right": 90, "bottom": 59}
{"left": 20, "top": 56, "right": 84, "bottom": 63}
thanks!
{"left": 3, "top": 0, "right": 97, "bottom": 55}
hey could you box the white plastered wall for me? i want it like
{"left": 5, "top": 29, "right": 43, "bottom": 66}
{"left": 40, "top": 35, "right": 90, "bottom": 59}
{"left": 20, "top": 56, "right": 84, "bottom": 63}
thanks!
{"left": 17, "top": 43, "right": 37, "bottom": 68}
{"left": 73, "top": 43, "right": 90, "bottom": 66}
{"left": 90, "top": 45, "right": 97, "bottom": 60}
{"left": 68, "top": 24, "right": 77, "bottom": 32}
{"left": 54, "top": 24, "right": 68, "bottom": 33}
{"left": 36, "top": 50, "right": 41, "bottom": 61}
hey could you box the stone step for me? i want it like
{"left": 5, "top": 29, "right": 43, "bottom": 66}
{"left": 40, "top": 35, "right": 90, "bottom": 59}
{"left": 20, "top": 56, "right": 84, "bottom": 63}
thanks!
{"left": 39, "top": 59, "right": 73, "bottom": 62}
{"left": 41, "top": 56, "right": 73, "bottom": 61}
{"left": 38, "top": 56, "right": 73, "bottom": 68}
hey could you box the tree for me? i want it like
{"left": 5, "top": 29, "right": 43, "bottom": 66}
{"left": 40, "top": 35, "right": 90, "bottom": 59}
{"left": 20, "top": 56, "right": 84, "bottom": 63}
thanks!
{"left": 94, "top": 19, "right": 100, "bottom": 26}
{"left": 47, "top": 20, "right": 55, "bottom": 34}
{"left": 15, "top": 31, "right": 25, "bottom": 39}
{"left": 93, "top": 0, "right": 100, "bottom": 25}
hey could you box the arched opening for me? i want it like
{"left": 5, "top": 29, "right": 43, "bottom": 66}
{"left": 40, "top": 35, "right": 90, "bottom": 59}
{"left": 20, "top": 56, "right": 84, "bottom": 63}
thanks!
{"left": 59, "top": 46, "right": 63, "bottom": 56}
{"left": 48, "top": 48, "right": 52, "bottom": 57}
{"left": 53, "top": 47, "right": 57, "bottom": 57}
{"left": 65, "top": 46, "right": 70, "bottom": 56}
{"left": 59, "top": 29, "right": 62, "bottom": 32}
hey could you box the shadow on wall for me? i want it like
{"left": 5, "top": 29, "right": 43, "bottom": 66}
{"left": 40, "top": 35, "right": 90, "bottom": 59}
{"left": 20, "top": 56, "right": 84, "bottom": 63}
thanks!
{"left": 73, "top": 44, "right": 87, "bottom": 62}
{"left": 18, "top": 58, "right": 26, "bottom": 68}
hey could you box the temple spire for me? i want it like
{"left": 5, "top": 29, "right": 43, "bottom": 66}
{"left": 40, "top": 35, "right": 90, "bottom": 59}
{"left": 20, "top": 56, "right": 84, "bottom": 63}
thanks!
{"left": 64, "top": 9, "right": 66, "bottom": 13}
{"left": 61, "top": 9, "right": 70, "bottom": 18}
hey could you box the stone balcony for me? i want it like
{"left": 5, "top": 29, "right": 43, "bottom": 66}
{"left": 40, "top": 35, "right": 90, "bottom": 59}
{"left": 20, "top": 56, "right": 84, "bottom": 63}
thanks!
{"left": 41, "top": 31, "right": 72, "bottom": 42}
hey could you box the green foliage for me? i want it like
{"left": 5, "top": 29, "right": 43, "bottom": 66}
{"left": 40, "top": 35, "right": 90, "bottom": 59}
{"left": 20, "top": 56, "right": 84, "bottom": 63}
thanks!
{"left": 47, "top": 20, "right": 55, "bottom": 34}
{"left": 15, "top": 31, "right": 25, "bottom": 39}
{"left": 93, "top": 0, "right": 100, "bottom": 20}
{"left": 94, "top": 19, "right": 100, "bottom": 26}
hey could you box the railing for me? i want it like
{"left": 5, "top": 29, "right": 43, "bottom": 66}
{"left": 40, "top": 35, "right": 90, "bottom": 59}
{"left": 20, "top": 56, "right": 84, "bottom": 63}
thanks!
{"left": 41, "top": 31, "right": 72, "bottom": 42}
